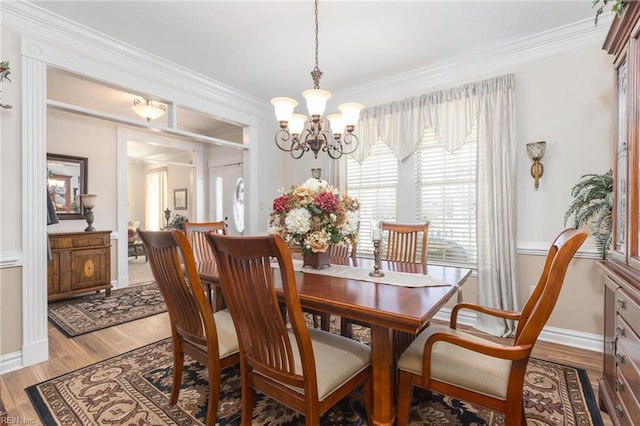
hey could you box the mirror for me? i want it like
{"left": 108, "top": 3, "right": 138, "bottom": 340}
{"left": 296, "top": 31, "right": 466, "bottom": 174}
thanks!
{"left": 47, "top": 153, "right": 88, "bottom": 220}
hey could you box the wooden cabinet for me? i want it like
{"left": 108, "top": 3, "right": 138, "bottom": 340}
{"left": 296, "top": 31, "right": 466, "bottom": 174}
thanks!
{"left": 601, "top": 3, "right": 640, "bottom": 425}
{"left": 47, "top": 231, "right": 112, "bottom": 301}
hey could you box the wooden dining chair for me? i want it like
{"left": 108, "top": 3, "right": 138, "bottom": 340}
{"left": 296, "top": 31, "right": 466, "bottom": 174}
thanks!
{"left": 329, "top": 240, "right": 357, "bottom": 261}
{"left": 341, "top": 221, "right": 429, "bottom": 339}
{"left": 207, "top": 233, "right": 372, "bottom": 426}
{"left": 395, "top": 228, "right": 587, "bottom": 425}
{"left": 183, "top": 221, "right": 226, "bottom": 262}
{"left": 183, "top": 221, "right": 226, "bottom": 305}
{"left": 380, "top": 221, "right": 429, "bottom": 266}
{"left": 282, "top": 244, "right": 336, "bottom": 332}
{"left": 137, "top": 229, "right": 239, "bottom": 426}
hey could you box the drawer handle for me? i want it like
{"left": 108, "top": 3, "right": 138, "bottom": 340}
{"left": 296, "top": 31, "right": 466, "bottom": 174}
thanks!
{"left": 616, "top": 298, "right": 626, "bottom": 310}
{"left": 616, "top": 325, "right": 625, "bottom": 337}
{"left": 609, "top": 339, "right": 616, "bottom": 350}
{"left": 616, "top": 352, "right": 625, "bottom": 364}
{"left": 615, "top": 404, "right": 624, "bottom": 418}
{"left": 616, "top": 378, "right": 625, "bottom": 391}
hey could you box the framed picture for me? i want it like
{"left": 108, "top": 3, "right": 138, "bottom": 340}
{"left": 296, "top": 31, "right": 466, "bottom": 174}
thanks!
{"left": 174, "top": 188, "right": 187, "bottom": 210}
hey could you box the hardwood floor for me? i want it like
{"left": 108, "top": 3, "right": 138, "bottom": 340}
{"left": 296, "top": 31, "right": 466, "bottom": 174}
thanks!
{"left": 1, "top": 313, "right": 613, "bottom": 425}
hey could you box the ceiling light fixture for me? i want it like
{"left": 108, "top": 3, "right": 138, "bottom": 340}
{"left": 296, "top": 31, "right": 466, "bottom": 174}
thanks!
{"left": 131, "top": 98, "right": 166, "bottom": 122}
{"left": 270, "top": 0, "right": 363, "bottom": 159}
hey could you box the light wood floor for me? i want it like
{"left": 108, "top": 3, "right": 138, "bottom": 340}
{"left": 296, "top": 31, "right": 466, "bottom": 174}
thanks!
{"left": 1, "top": 313, "right": 613, "bottom": 425}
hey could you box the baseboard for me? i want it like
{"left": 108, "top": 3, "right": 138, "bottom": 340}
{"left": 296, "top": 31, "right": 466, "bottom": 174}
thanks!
{"left": 21, "top": 338, "right": 49, "bottom": 368}
{"left": 0, "top": 350, "right": 23, "bottom": 374}
{"left": 433, "top": 308, "right": 603, "bottom": 353}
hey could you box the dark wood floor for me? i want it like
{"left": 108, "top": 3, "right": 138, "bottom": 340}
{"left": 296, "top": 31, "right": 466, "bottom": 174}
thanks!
{"left": 0, "top": 312, "right": 613, "bottom": 425}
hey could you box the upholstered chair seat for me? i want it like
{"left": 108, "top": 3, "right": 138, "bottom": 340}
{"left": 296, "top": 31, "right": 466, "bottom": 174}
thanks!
{"left": 397, "top": 325, "right": 512, "bottom": 400}
{"left": 280, "top": 328, "right": 371, "bottom": 400}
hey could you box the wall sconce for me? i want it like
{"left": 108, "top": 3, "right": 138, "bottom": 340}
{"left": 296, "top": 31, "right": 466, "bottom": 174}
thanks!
{"left": 526, "top": 141, "right": 546, "bottom": 189}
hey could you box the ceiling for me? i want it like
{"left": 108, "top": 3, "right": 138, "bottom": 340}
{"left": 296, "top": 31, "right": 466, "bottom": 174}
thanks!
{"left": 32, "top": 1, "right": 599, "bottom": 105}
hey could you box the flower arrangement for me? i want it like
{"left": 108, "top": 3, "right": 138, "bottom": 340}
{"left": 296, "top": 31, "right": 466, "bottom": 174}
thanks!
{"left": 269, "top": 178, "right": 360, "bottom": 255}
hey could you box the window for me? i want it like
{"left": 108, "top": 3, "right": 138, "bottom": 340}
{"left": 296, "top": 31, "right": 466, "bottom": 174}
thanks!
{"left": 346, "top": 129, "right": 477, "bottom": 266}
{"left": 415, "top": 128, "right": 477, "bottom": 265}
{"left": 346, "top": 141, "right": 398, "bottom": 255}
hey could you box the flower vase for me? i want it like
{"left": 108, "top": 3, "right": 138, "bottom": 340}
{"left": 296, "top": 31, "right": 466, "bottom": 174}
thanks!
{"left": 303, "top": 250, "right": 331, "bottom": 269}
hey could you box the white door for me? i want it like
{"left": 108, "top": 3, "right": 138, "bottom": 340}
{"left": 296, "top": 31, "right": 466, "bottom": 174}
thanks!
{"left": 210, "top": 163, "right": 244, "bottom": 235}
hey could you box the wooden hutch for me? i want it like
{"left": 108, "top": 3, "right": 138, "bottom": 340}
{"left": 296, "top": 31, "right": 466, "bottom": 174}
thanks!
{"left": 600, "top": 3, "right": 640, "bottom": 424}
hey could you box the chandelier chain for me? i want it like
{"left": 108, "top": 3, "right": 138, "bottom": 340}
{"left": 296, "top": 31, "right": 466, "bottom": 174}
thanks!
{"left": 311, "top": 0, "right": 322, "bottom": 89}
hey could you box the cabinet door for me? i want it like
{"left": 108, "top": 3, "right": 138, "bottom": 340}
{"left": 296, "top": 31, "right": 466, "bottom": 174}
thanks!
{"left": 613, "top": 55, "right": 629, "bottom": 262}
{"left": 70, "top": 248, "right": 108, "bottom": 290}
{"left": 47, "top": 252, "right": 61, "bottom": 295}
{"left": 628, "top": 25, "right": 640, "bottom": 272}
{"left": 604, "top": 276, "right": 620, "bottom": 395}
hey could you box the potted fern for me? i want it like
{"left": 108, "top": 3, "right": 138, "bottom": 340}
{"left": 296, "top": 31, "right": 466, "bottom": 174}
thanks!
{"left": 564, "top": 170, "right": 613, "bottom": 259}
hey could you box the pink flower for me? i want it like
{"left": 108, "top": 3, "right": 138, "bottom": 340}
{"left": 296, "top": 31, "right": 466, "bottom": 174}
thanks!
{"left": 272, "top": 195, "right": 289, "bottom": 213}
{"left": 314, "top": 192, "right": 338, "bottom": 212}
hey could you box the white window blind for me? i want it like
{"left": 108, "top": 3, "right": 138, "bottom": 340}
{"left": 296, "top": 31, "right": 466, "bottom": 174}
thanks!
{"left": 415, "top": 128, "right": 477, "bottom": 265}
{"left": 346, "top": 141, "right": 398, "bottom": 256}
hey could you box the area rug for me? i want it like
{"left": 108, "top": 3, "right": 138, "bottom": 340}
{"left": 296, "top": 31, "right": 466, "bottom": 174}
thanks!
{"left": 47, "top": 282, "right": 167, "bottom": 337}
{"left": 26, "top": 338, "right": 604, "bottom": 425}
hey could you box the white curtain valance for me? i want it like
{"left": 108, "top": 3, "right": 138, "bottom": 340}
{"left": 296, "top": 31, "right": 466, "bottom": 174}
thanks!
{"left": 353, "top": 74, "right": 515, "bottom": 163}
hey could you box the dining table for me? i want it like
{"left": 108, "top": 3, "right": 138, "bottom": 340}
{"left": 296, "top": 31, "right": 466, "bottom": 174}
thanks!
{"left": 198, "top": 256, "right": 472, "bottom": 426}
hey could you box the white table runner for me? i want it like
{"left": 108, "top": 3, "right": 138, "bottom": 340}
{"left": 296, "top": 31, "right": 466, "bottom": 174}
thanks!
{"left": 274, "top": 259, "right": 451, "bottom": 288}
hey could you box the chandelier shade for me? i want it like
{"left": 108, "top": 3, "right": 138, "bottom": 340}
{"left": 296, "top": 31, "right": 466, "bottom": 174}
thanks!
{"left": 289, "top": 114, "right": 308, "bottom": 135}
{"left": 271, "top": 97, "right": 298, "bottom": 123}
{"left": 326, "top": 113, "right": 345, "bottom": 136}
{"left": 338, "top": 103, "right": 364, "bottom": 127}
{"left": 271, "top": 0, "right": 363, "bottom": 159}
{"left": 302, "top": 89, "right": 331, "bottom": 117}
{"left": 132, "top": 98, "right": 166, "bottom": 122}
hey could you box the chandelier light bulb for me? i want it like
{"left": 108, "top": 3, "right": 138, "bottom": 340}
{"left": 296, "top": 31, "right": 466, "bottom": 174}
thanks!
{"left": 338, "top": 103, "right": 364, "bottom": 127}
{"left": 327, "top": 113, "right": 345, "bottom": 137}
{"left": 289, "top": 114, "right": 308, "bottom": 136}
{"left": 302, "top": 89, "right": 331, "bottom": 117}
{"left": 271, "top": 97, "right": 298, "bottom": 124}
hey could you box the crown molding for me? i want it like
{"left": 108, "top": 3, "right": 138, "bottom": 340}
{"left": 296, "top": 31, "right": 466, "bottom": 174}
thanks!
{"left": 334, "top": 14, "right": 614, "bottom": 106}
{"left": 1, "top": 1, "right": 271, "bottom": 117}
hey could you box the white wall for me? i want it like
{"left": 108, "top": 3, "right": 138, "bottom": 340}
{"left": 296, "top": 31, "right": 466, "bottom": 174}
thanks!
{"left": 47, "top": 109, "right": 118, "bottom": 234}
{"left": 513, "top": 46, "right": 613, "bottom": 247}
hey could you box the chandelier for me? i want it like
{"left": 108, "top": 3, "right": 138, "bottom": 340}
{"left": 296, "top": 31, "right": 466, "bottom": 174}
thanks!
{"left": 131, "top": 98, "right": 166, "bottom": 122}
{"left": 270, "top": 0, "right": 363, "bottom": 159}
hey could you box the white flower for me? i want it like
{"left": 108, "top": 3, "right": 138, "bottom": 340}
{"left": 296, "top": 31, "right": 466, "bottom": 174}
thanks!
{"left": 342, "top": 210, "right": 360, "bottom": 234}
{"left": 284, "top": 207, "right": 311, "bottom": 234}
{"left": 302, "top": 178, "right": 328, "bottom": 193}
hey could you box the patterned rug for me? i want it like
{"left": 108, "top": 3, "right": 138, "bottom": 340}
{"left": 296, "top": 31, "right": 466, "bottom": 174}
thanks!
{"left": 26, "top": 338, "right": 604, "bottom": 425}
{"left": 47, "top": 282, "right": 167, "bottom": 337}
